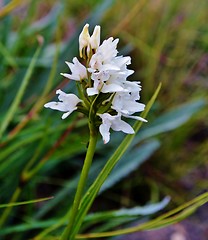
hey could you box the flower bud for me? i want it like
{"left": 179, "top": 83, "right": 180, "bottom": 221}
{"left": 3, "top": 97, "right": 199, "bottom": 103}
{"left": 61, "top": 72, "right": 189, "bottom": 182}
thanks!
{"left": 89, "top": 25, "right": 100, "bottom": 51}
{"left": 79, "top": 24, "right": 90, "bottom": 58}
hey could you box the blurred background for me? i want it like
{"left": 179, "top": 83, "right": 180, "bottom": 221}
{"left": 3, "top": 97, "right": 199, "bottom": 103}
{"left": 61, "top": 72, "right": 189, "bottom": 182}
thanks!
{"left": 0, "top": 0, "right": 207, "bottom": 239}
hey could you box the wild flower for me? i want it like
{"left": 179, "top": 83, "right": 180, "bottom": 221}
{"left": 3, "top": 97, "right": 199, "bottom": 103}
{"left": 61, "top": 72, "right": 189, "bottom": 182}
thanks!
{"left": 44, "top": 24, "right": 146, "bottom": 143}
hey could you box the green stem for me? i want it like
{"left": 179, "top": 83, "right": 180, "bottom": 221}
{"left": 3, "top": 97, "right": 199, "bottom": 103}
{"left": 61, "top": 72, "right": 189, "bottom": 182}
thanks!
{"left": 60, "top": 122, "right": 98, "bottom": 240}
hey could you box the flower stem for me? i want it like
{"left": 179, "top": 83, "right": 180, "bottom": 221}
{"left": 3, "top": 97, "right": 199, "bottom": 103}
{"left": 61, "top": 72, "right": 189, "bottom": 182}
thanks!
{"left": 60, "top": 122, "right": 98, "bottom": 240}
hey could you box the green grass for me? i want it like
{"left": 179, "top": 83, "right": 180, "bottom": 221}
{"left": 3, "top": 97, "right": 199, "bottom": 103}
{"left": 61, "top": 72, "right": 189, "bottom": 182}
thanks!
{"left": 0, "top": 0, "right": 207, "bottom": 239}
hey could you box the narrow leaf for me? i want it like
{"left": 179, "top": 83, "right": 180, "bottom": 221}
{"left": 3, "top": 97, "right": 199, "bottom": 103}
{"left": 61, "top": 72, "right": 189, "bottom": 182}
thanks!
{"left": 76, "top": 192, "right": 208, "bottom": 238}
{"left": 85, "top": 196, "right": 170, "bottom": 222}
{"left": 71, "top": 83, "right": 162, "bottom": 238}
{"left": 135, "top": 99, "right": 206, "bottom": 142}
{"left": 0, "top": 196, "right": 53, "bottom": 209}
{"left": 0, "top": 44, "right": 41, "bottom": 138}
{"left": 100, "top": 140, "right": 160, "bottom": 193}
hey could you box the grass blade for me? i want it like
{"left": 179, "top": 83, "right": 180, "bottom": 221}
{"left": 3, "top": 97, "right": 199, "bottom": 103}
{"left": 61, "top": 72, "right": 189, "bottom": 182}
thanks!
{"left": 0, "top": 43, "right": 41, "bottom": 138}
{"left": 0, "top": 196, "right": 53, "bottom": 209}
{"left": 77, "top": 192, "right": 208, "bottom": 238}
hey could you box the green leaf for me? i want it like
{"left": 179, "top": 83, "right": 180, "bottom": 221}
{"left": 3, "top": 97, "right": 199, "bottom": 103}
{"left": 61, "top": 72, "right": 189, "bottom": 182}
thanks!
{"left": 76, "top": 192, "right": 208, "bottom": 238}
{"left": 85, "top": 196, "right": 170, "bottom": 222}
{"left": 82, "top": 196, "right": 170, "bottom": 233}
{"left": 0, "top": 44, "right": 41, "bottom": 138}
{"left": 135, "top": 99, "right": 206, "bottom": 142}
{"left": 0, "top": 196, "right": 53, "bottom": 209}
{"left": 0, "top": 219, "right": 58, "bottom": 236}
{"left": 33, "top": 140, "right": 159, "bottom": 224}
{"left": 100, "top": 140, "right": 160, "bottom": 193}
{"left": 0, "top": 41, "right": 17, "bottom": 68}
{"left": 70, "top": 83, "right": 162, "bottom": 238}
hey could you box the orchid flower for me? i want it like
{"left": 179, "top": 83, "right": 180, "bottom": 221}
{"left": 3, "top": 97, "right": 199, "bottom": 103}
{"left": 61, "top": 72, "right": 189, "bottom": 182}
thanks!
{"left": 99, "top": 113, "right": 134, "bottom": 144}
{"left": 44, "top": 23, "right": 146, "bottom": 144}
{"left": 44, "top": 89, "right": 82, "bottom": 119}
{"left": 61, "top": 57, "right": 87, "bottom": 81}
{"left": 45, "top": 23, "right": 148, "bottom": 240}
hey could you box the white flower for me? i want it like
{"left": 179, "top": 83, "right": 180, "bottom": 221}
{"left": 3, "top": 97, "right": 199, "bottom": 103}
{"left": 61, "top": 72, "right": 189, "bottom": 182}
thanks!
{"left": 61, "top": 57, "right": 87, "bottom": 81}
{"left": 86, "top": 70, "right": 125, "bottom": 96}
{"left": 45, "top": 23, "right": 147, "bottom": 144}
{"left": 112, "top": 91, "right": 147, "bottom": 122}
{"left": 79, "top": 24, "right": 101, "bottom": 58}
{"left": 89, "top": 37, "right": 119, "bottom": 71}
{"left": 86, "top": 39, "right": 135, "bottom": 96}
{"left": 44, "top": 89, "right": 82, "bottom": 119}
{"left": 94, "top": 37, "right": 119, "bottom": 63}
{"left": 112, "top": 56, "right": 134, "bottom": 78}
{"left": 122, "top": 81, "right": 142, "bottom": 93}
{"left": 99, "top": 113, "right": 134, "bottom": 144}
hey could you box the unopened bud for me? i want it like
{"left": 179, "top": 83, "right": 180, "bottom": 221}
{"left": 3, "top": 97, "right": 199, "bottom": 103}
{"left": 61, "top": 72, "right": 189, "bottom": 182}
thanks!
{"left": 79, "top": 24, "right": 90, "bottom": 58}
{"left": 90, "top": 25, "right": 100, "bottom": 51}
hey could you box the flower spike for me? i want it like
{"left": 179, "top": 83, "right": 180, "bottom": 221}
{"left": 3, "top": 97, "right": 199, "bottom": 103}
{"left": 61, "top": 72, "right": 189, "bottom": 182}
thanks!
{"left": 44, "top": 23, "right": 146, "bottom": 143}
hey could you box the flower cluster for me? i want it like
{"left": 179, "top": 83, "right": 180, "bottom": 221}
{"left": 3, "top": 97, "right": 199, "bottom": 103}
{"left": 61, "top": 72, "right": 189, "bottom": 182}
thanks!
{"left": 44, "top": 24, "right": 146, "bottom": 143}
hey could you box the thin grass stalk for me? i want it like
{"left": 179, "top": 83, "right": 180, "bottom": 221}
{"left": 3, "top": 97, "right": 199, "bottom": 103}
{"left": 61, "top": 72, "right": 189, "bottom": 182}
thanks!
{"left": 0, "top": 44, "right": 42, "bottom": 139}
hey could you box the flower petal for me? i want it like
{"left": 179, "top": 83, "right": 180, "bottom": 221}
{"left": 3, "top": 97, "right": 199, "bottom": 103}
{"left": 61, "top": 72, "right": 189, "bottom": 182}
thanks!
{"left": 44, "top": 89, "right": 82, "bottom": 119}
{"left": 102, "top": 83, "right": 125, "bottom": 93}
{"left": 99, "top": 121, "right": 111, "bottom": 144}
{"left": 98, "top": 113, "right": 134, "bottom": 143}
{"left": 87, "top": 87, "right": 99, "bottom": 96}
{"left": 111, "top": 118, "right": 135, "bottom": 134}
{"left": 44, "top": 102, "right": 67, "bottom": 112}
{"left": 62, "top": 111, "right": 75, "bottom": 119}
{"left": 56, "top": 89, "right": 82, "bottom": 109}
{"left": 61, "top": 57, "right": 87, "bottom": 81}
{"left": 123, "top": 114, "right": 147, "bottom": 122}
